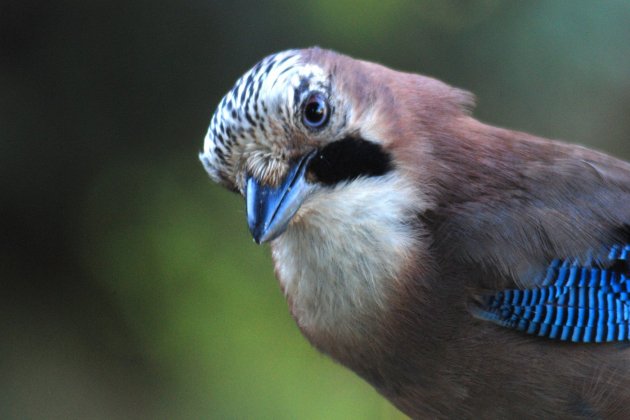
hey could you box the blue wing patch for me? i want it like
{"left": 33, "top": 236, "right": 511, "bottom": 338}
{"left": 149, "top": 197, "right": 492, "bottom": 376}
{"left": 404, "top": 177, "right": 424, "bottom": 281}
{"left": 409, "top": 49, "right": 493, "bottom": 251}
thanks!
{"left": 475, "top": 245, "right": 630, "bottom": 343}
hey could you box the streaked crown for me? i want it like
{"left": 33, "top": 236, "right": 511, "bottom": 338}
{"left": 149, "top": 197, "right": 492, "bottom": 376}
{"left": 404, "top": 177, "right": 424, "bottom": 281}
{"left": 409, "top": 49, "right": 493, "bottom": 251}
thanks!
{"left": 200, "top": 49, "right": 336, "bottom": 192}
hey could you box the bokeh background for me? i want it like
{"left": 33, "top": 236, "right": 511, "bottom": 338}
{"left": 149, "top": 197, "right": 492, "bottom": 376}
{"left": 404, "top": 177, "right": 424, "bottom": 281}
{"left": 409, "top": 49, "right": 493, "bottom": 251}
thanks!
{"left": 2, "top": 1, "right": 630, "bottom": 418}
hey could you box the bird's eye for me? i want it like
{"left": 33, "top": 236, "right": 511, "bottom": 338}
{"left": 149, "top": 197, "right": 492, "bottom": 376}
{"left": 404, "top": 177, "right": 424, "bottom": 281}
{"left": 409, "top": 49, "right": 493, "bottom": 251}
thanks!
{"left": 302, "top": 93, "right": 329, "bottom": 129}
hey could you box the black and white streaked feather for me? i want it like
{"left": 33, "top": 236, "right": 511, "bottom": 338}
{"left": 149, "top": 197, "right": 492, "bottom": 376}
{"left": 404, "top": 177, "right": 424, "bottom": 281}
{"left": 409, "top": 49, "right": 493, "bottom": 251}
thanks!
{"left": 200, "top": 49, "right": 333, "bottom": 191}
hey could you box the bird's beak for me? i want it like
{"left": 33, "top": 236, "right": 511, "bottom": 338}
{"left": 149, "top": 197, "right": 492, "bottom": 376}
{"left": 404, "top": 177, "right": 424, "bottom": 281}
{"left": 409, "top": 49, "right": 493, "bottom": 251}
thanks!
{"left": 246, "top": 152, "right": 316, "bottom": 244}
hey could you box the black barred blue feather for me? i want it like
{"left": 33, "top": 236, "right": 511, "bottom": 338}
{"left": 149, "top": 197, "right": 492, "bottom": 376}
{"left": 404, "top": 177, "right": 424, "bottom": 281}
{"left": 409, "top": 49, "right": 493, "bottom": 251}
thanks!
{"left": 476, "top": 245, "right": 630, "bottom": 343}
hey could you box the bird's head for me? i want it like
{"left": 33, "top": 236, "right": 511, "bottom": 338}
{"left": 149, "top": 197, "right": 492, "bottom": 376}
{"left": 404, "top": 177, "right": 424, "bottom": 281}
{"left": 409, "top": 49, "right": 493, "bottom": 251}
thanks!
{"left": 200, "top": 47, "right": 473, "bottom": 244}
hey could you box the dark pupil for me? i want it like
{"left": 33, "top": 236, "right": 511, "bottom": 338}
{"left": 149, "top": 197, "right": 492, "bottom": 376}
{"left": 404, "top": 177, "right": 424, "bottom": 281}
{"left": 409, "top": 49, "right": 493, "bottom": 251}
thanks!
{"left": 304, "top": 98, "right": 326, "bottom": 125}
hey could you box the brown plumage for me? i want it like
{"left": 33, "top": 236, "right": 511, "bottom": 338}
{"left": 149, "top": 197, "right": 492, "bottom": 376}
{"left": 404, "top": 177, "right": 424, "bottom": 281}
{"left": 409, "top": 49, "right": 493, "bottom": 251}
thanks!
{"left": 200, "top": 47, "right": 630, "bottom": 418}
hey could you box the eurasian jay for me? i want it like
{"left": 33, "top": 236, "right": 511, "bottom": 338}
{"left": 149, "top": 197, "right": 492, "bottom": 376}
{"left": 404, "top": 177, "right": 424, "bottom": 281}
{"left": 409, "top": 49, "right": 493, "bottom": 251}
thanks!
{"left": 199, "top": 48, "right": 630, "bottom": 418}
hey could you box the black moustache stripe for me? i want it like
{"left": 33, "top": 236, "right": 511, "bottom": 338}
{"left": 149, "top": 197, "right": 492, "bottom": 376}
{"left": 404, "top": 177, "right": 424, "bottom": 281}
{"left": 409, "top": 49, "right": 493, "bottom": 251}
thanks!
{"left": 307, "top": 137, "right": 393, "bottom": 185}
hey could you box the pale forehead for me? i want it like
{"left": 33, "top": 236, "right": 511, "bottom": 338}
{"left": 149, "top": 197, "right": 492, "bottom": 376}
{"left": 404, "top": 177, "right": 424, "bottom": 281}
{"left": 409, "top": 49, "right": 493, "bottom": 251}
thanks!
{"left": 203, "top": 51, "right": 326, "bottom": 153}
{"left": 201, "top": 49, "right": 328, "bottom": 186}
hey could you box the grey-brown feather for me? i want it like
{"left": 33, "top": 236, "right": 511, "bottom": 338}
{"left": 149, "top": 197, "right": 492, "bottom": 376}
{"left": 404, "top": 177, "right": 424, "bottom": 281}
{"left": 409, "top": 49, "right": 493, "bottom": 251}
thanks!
{"left": 297, "top": 50, "right": 630, "bottom": 418}
{"left": 377, "top": 117, "right": 630, "bottom": 418}
{"left": 342, "top": 70, "right": 630, "bottom": 416}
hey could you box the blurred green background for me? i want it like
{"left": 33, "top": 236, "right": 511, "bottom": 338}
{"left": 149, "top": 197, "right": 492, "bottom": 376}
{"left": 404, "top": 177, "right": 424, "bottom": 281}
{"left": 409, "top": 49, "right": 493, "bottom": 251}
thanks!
{"left": 2, "top": 1, "right": 630, "bottom": 418}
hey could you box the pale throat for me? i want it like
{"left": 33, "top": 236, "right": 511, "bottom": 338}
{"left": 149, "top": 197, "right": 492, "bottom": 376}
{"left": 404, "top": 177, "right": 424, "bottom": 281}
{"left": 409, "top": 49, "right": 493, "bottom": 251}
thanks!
{"left": 270, "top": 173, "right": 426, "bottom": 339}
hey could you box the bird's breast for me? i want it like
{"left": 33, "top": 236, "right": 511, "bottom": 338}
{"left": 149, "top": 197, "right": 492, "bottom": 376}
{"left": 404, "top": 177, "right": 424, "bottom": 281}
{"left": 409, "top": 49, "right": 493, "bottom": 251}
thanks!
{"left": 270, "top": 172, "right": 429, "bottom": 350}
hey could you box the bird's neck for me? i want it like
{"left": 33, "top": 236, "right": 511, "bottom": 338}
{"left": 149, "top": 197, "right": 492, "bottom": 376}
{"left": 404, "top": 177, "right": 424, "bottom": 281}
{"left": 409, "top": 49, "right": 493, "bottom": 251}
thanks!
{"left": 270, "top": 172, "right": 428, "bottom": 355}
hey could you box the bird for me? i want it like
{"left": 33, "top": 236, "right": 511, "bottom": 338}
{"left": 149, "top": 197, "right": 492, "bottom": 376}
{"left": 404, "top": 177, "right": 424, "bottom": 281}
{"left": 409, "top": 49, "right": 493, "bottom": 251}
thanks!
{"left": 199, "top": 47, "right": 630, "bottom": 418}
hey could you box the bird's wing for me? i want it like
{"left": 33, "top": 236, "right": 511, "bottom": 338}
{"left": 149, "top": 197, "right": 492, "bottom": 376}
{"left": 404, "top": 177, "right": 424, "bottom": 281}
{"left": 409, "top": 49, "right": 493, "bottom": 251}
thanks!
{"left": 473, "top": 245, "right": 630, "bottom": 343}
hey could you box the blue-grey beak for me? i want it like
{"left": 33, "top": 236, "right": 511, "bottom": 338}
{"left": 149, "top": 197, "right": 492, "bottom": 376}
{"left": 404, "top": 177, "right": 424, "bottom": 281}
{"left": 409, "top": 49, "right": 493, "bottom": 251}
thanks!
{"left": 246, "top": 152, "right": 316, "bottom": 244}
